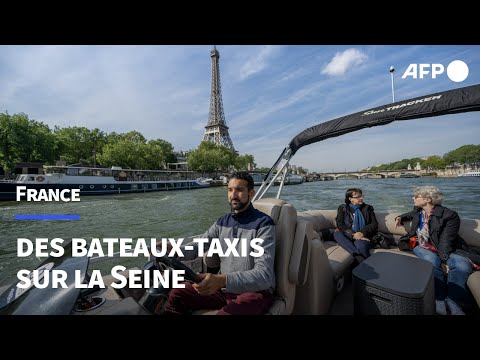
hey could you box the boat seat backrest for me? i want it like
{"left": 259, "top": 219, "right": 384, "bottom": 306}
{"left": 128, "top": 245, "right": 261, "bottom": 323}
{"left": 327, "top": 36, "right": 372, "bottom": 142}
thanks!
{"left": 292, "top": 220, "right": 336, "bottom": 314}
{"left": 296, "top": 209, "right": 354, "bottom": 280}
{"left": 458, "top": 218, "right": 480, "bottom": 248}
{"left": 297, "top": 210, "right": 413, "bottom": 238}
{"left": 297, "top": 209, "right": 480, "bottom": 247}
{"left": 375, "top": 212, "right": 411, "bottom": 239}
{"left": 296, "top": 210, "right": 337, "bottom": 232}
{"left": 253, "top": 198, "right": 299, "bottom": 315}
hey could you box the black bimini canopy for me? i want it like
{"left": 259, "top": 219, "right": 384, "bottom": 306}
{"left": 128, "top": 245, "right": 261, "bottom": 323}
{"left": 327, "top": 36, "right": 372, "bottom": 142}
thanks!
{"left": 288, "top": 83, "right": 480, "bottom": 156}
{"left": 254, "top": 83, "right": 480, "bottom": 201}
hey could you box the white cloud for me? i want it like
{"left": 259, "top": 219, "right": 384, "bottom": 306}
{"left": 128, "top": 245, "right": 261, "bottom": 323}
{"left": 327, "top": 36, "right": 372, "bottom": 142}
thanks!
{"left": 279, "top": 67, "right": 308, "bottom": 82}
{"left": 238, "top": 46, "right": 279, "bottom": 81}
{"left": 230, "top": 82, "right": 321, "bottom": 132}
{"left": 321, "top": 48, "right": 368, "bottom": 76}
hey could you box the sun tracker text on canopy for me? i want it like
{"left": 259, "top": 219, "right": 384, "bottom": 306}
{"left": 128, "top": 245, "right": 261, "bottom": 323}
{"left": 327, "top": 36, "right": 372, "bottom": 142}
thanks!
{"left": 254, "top": 84, "right": 480, "bottom": 201}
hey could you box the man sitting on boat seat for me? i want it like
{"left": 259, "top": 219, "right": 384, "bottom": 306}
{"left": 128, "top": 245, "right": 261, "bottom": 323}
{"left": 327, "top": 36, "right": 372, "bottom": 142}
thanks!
{"left": 162, "top": 172, "right": 276, "bottom": 315}
{"left": 396, "top": 186, "right": 476, "bottom": 315}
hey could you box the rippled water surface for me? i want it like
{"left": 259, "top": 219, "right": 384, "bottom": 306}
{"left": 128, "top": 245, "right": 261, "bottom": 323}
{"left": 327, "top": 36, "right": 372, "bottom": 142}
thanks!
{"left": 1, "top": 177, "right": 478, "bottom": 286}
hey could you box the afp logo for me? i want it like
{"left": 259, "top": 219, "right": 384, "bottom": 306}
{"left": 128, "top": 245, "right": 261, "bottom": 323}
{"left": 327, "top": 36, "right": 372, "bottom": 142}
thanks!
{"left": 402, "top": 60, "right": 469, "bottom": 82}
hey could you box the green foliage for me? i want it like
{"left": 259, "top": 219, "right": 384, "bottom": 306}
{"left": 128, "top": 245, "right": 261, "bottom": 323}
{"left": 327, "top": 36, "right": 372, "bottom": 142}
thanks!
{"left": 444, "top": 145, "right": 480, "bottom": 165}
{"left": 423, "top": 155, "right": 447, "bottom": 170}
{"left": 97, "top": 139, "right": 143, "bottom": 169}
{"left": 0, "top": 112, "right": 176, "bottom": 172}
{"left": 235, "top": 154, "right": 255, "bottom": 170}
{"left": 368, "top": 146, "right": 480, "bottom": 171}
{"left": 54, "top": 126, "right": 106, "bottom": 165}
{"left": 119, "top": 130, "right": 146, "bottom": 144}
{"left": 187, "top": 141, "right": 235, "bottom": 172}
{"left": 144, "top": 139, "right": 176, "bottom": 169}
{"left": 254, "top": 167, "right": 271, "bottom": 173}
{"left": 187, "top": 141, "right": 253, "bottom": 173}
{"left": 50, "top": 128, "right": 176, "bottom": 170}
{"left": 0, "top": 112, "right": 57, "bottom": 172}
{"left": 370, "top": 158, "right": 422, "bottom": 171}
{"left": 97, "top": 135, "right": 175, "bottom": 170}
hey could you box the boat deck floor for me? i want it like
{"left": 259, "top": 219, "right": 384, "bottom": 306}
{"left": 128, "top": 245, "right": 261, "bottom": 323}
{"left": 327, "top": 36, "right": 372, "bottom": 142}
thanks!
{"left": 329, "top": 273, "right": 354, "bottom": 315}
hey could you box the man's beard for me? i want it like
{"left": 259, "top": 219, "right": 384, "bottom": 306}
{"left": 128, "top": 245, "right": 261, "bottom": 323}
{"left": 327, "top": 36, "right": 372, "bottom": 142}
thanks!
{"left": 229, "top": 198, "right": 249, "bottom": 211}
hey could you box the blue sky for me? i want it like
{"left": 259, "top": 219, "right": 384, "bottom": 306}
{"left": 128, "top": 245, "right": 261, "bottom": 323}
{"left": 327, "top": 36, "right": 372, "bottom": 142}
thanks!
{"left": 1, "top": 45, "right": 479, "bottom": 172}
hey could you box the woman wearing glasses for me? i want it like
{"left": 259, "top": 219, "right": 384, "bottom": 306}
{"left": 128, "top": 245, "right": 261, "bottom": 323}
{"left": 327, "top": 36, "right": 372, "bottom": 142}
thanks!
{"left": 334, "top": 188, "right": 379, "bottom": 263}
{"left": 395, "top": 186, "right": 473, "bottom": 315}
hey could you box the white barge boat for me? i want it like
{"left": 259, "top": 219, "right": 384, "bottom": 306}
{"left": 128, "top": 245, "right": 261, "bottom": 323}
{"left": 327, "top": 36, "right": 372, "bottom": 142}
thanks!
{"left": 0, "top": 165, "right": 210, "bottom": 201}
{"left": 458, "top": 171, "right": 480, "bottom": 177}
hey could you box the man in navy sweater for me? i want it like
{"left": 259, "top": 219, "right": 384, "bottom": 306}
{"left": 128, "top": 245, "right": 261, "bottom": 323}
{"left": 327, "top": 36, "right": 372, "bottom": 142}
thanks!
{"left": 163, "top": 171, "right": 276, "bottom": 315}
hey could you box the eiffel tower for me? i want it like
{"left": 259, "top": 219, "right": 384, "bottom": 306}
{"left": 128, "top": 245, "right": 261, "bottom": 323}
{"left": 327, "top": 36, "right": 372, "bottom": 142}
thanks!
{"left": 203, "top": 46, "right": 235, "bottom": 151}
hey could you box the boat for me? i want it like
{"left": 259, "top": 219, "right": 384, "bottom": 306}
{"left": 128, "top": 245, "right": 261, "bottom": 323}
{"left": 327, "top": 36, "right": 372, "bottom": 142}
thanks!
{"left": 251, "top": 172, "right": 304, "bottom": 187}
{"left": 285, "top": 174, "right": 305, "bottom": 184}
{"left": 273, "top": 173, "right": 304, "bottom": 186}
{"left": 1, "top": 84, "right": 480, "bottom": 315}
{"left": 0, "top": 165, "right": 210, "bottom": 201}
{"left": 251, "top": 172, "right": 266, "bottom": 186}
{"left": 195, "top": 177, "right": 214, "bottom": 185}
{"left": 399, "top": 173, "right": 419, "bottom": 178}
{"left": 458, "top": 171, "right": 480, "bottom": 177}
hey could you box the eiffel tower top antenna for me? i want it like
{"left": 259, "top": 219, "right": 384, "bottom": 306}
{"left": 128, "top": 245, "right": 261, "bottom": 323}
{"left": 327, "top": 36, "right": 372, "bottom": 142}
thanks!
{"left": 203, "top": 46, "right": 235, "bottom": 151}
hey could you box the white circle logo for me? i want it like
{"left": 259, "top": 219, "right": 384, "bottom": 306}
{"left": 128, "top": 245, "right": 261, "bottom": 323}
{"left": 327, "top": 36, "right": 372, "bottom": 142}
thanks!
{"left": 447, "top": 60, "right": 469, "bottom": 82}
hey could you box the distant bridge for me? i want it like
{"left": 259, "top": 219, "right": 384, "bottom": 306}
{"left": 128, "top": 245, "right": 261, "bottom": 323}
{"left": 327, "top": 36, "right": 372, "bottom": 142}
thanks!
{"left": 310, "top": 168, "right": 459, "bottom": 180}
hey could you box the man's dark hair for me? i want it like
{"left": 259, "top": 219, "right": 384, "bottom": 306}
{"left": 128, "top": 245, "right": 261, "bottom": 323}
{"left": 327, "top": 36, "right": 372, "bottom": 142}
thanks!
{"left": 229, "top": 171, "right": 254, "bottom": 190}
{"left": 344, "top": 188, "right": 362, "bottom": 204}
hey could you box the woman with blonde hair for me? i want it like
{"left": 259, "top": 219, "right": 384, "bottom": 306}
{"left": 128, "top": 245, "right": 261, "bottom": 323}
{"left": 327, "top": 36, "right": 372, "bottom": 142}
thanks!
{"left": 396, "top": 186, "right": 474, "bottom": 315}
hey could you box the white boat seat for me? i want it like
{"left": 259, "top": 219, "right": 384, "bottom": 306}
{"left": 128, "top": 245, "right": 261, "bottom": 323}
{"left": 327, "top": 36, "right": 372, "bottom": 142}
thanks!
{"left": 297, "top": 210, "right": 354, "bottom": 280}
{"left": 253, "top": 199, "right": 336, "bottom": 315}
{"left": 292, "top": 220, "right": 336, "bottom": 314}
{"left": 323, "top": 240, "right": 355, "bottom": 278}
{"left": 252, "top": 198, "right": 300, "bottom": 315}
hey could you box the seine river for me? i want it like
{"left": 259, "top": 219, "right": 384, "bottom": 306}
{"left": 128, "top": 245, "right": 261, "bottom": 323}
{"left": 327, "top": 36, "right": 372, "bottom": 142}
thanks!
{"left": 0, "top": 177, "right": 479, "bottom": 287}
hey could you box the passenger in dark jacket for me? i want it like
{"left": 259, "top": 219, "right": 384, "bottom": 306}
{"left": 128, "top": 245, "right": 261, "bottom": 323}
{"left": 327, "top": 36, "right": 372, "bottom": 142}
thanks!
{"left": 334, "top": 188, "right": 378, "bottom": 262}
{"left": 395, "top": 186, "right": 473, "bottom": 315}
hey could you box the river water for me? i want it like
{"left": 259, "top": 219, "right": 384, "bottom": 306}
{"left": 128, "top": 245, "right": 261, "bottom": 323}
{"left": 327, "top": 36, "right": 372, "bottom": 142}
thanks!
{"left": 1, "top": 177, "right": 479, "bottom": 286}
